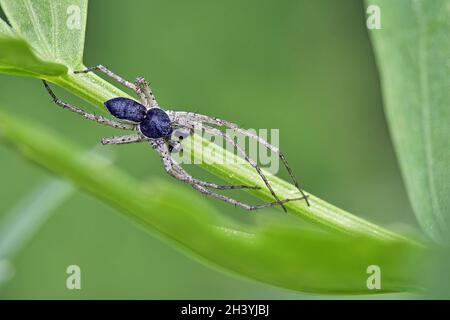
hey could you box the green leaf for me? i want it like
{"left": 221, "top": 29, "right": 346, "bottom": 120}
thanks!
{"left": 0, "top": 0, "right": 87, "bottom": 68}
{"left": 367, "top": 0, "right": 450, "bottom": 243}
{"left": 0, "top": 36, "right": 67, "bottom": 76}
{"left": 0, "top": 109, "right": 427, "bottom": 294}
{"left": 0, "top": 0, "right": 87, "bottom": 77}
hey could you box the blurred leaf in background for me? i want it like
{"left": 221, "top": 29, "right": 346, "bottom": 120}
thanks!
{"left": 367, "top": 0, "right": 450, "bottom": 244}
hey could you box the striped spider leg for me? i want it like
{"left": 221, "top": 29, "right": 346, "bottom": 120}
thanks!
{"left": 169, "top": 112, "right": 310, "bottom": 207}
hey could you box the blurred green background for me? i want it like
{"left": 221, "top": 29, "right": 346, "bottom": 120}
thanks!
{"left": 0, "top": 0, "right": 418, "bottom": 298}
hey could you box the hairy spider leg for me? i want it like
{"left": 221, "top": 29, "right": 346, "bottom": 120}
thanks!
{"left": 191, "top": 184, "right": 305, "bottom": 211}
{"left": 101, "top": 133, "right": 148, "bottom": 145}
{"left": 151, "top": 139, "right": 304, "bottom": 210}
{"left": 172, "top": 111, "right": 310, "bottom": 206}
{"left": 100, "top": 133, "right": 257, "bottom": 190}
{"left": 199, "top": 125, "right": 288, "bottom": 212}
{"left": 134, "top": 76, "right": 158, "bottom": 108}
{"left": 42, "top": 80, "right": 135, "bottom": 130}
{"left": 74, "top": 64, "right": 136, "bottom": 90}
{"left": 172, "top": 164, "right": 260, "bottom": 191}
{"left": 169, "top": 156, "right": 260, "bottom": 191}
{"left": 74, "top": 64, "right": 148, "bottom": 106}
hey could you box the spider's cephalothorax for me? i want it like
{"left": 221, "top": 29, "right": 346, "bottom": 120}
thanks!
{"left": 105, "top": 97, "right": 173, "bottom": 139}
{"left": 42, "top": 64, "right": 310, "bottom": 211}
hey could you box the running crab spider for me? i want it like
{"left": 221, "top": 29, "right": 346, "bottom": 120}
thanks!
{"left": 41, "top": 65, "right": 310, "bottom": 211}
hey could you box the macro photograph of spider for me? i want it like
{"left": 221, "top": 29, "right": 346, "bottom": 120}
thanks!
{"left": 42, "top": 64, "right": 310, "bottom": 212}
{"left": 0, "top": 0, "right": 448, "bottom": 304}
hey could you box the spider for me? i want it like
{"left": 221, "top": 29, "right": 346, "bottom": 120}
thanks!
{"left": 41, "top": 65, "right": 310, "bottom": 211}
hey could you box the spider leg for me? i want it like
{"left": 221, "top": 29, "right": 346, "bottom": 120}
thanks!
{"left": 152, "top": 140, "right": 301, "bottom": 211}
{"left": 134, "top": 76, "right": 158, "bottom": 108}
{"left": 170, "top": 162, "right": 260, "bottom": 191}
{"left": 150, "top": 138, "right": 193, "bottom": 183}
{"left": 101, "top": 133, "right": 148, "bottom": 145}
{"left": 172, "top": 111, "right": 310, "bottom": 206}
{"left": 74, "top": 65, "right": 161, "bottom": 109}
{"left": 74, "top": 64, "right": 137, "bottom": 92}
{"left": 191, "top": 184, "right": 306, "bottom": 211}
{"left": 155, "top": 139, "right": 260, "bottom": 190}
{"left": 201, "top": 125, "right": 288, "bottom": 212}
{"left": 197, "top": 183, "right": 260, "bottom": 190}
{"left": 42, "top": 80, "right": 135, "bottom": 130}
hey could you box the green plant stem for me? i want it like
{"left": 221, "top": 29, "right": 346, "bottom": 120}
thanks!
{"left": 47, "top": 71, "right": 420, "bottom": 246}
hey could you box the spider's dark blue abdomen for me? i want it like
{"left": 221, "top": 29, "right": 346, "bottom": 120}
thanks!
{"left": 104, "top": 97, "right": 147, "bottom": 122}
{"left": 139, "top": 108, "right": 173, "bottom": 138}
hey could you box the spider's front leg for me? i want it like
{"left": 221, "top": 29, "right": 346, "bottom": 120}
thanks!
{"left": 164, "top": 156, "right": 302, "bottom": 211}
{"left": 151, "top": 136, "right": 304, "bottom": 211}
{"left": 152, "top": 139, "right": 261, "bottom": 192}
{"left": 171, "top": 111, "right": 310, "bottom": 206}
{"left": 166, "top": 153, "right": 305, "bottom": 211}
{"left": 171, "top": 161, "right": 261, "bottom": 191}
{"left": 200, "top": 125, "right": 288, "bottom": 212}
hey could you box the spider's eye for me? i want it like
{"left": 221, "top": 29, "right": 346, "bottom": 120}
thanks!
{"left": 172, "top": 128, "right": 191, "bottom": 140}
{"left": 168, "top": 141, "right": 183, "bottom": 153}
{"left": 104, "top": 97, "right": 147, "bottom": 123}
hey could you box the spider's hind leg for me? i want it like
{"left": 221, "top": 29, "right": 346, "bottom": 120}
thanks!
{"left": 161, "top": 140, "right": 261, "bottom": 191}
{"left": 41, "top": 80, "right": 135, "bottom": 130}
{"left": 191, "top": 184, "right": 306, "bottom": 211}
{"left": 152, "top": 137, "right": 298, "bottom": 211}
{"left": 173, "top": 111, "right": 310, "bottom": 206}
{"left": 170, "top": 159, "right": 299, "bottom": 211}
{"left": 179, "top": 169, "right": 261, "bottom": 191}
{"left": 200, "top": 125, "right": 288, "bottom": 212}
